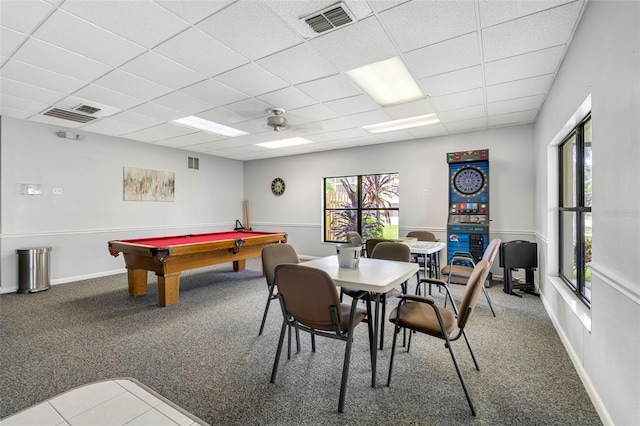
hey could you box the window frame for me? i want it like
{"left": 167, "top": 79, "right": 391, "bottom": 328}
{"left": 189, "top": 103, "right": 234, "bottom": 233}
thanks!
{"left": 323, "top": 173, "right": 399, "bottom": 243}
{"left": 558, "top": 113, "right": 592, "bottom": 306}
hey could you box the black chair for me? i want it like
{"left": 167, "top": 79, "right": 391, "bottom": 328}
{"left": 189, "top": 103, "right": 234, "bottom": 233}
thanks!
{"left": 270, "top": 264, "right": 373, "bottom": 413}
{"left": 387, "top": 260, "right": 492, "bottom": 416}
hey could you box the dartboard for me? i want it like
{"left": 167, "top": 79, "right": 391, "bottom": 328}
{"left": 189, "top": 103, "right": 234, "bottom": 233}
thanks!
{"left": 452, "top": 166, "right": 485, "bottom": 196}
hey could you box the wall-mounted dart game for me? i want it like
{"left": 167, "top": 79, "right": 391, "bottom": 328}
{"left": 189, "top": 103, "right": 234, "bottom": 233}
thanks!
{"left": 446, "top": 149, "right": 490, "bottom": 264}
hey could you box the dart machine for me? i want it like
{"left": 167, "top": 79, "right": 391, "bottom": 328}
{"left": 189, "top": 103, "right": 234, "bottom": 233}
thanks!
{"left": 446, "top": 149, "right": 490, "bottom": 264}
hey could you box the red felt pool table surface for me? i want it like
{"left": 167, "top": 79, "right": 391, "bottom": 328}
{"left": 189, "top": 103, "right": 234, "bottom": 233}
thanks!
{"left": 108, "top": 230, "right": 287, "bottom": 307}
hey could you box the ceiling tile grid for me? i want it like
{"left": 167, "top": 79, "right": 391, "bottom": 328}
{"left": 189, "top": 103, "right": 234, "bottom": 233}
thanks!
{"left": 0, "top": 0, "right": 585, "bottom": 160}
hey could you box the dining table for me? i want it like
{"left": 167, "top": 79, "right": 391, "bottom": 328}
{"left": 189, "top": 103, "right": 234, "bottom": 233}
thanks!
{"left": 402, "top": 240, "right": 446, "bottom": 279}
{"left": 303, "top": 255, "right": 419, "bottom": 387}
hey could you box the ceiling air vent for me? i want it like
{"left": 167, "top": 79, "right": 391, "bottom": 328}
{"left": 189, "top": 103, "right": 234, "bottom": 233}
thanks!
{"left": 73, "top": 104, "right": 102, "bottom": 115}
{"left": 303, "top": 2, "right": 355, "bottom": 34}
{"left": 42, "top": 108, "right": 98, "bottom": 123}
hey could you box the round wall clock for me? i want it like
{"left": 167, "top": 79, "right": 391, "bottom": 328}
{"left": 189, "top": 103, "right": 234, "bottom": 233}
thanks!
{"left": 271, "top": 178, "right": 285, "bottom": 196}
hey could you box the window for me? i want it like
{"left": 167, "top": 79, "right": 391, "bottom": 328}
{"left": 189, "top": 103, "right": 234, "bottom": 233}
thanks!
{"left": 558, "top": 115, "right": 592, "bottom": 305}
{"left": 324, "top": 173, "right": 399, "bottom": 242}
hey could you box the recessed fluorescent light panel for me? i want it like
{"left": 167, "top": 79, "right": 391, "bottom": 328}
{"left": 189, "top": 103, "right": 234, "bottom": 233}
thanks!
{"left": 346, "top": 56, "right": 424, "bottom": 107}
{"left": 173, "top": 116, "right": 247, "bottom": 137}
{"left": 256, "top": 137, "right": 313, "bottom": 149}
{"left": 363, "top": 114, "right": 440, "bottom": 134}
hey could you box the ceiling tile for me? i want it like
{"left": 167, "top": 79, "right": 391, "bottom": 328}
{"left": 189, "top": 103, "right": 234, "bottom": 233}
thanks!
{"left": 128, "top": 102, "right": 185, "bottom": 122}
{"left": 482, "top": 1, "right": 583, "bottom": 62}
{"left": 430, "top": 88, "right": 484, "bottom": 112}
{"left": 437, "top": 104, "right": 486, "bottom": 123}
{"left": 1, "top": 77, "right": 65, "bottom": 105}
{"left": 419, "top": 66, "right": 483, "bottom": 97}
{"left": 154, "top": 131, "right": 222, "bottom": 148}
{"left": 288, "top": 103, "right": 340, "bottom": 124}
{"left": 309, "top": 16, "right": 397, "bottom": 71}
{"left": 0, "top": 59, "right": 87, "bottom": 93}
{"left": 325, "top": 95, "right": 379, "bottom": 116}
{"left": 407, "top": 123, "right": 448, "bottom": 138}
{"left": 80, "top": 118, "right": 147, "bottom": 136}
{"left": 216, "top": 63, "right": 288, "bottom": 97}
{"left": 487, "top": 94, "right": 544, "bottom": 115}
{"left": 379, "top": 0, "right": 476, "bottom": 52}
{"left": 369, "top": 0, "right": 412, "bottom": 13}
{"left": 223, "top": 98, "right": 272, "bottom": 121}
{"left": 444, "top": 117, "right": 488, "bottom": 133}
{"left": 488, "top": 109, "right": 538, "bottom": 126}
{"left": 125, "top": 123, "right": 195, "bottom": 142}
{"left": 1, "top": 26, "right": 27, "bottom": 57}
{"left": 479, "top": 0, "right": 578, "bottom": 28}
{"left": 345, "top": 109, "right": 392, "bottom": 127}
{"left": 60, "top": 0, "right": 189, "bottom": 49}
{"left": 256, "top": 43, "right": 338, "bottom": 85}
{"left": 120, "top": 51, "right": 206, "bottom": 90}
{"left": 12, "top": 38, "right": 111, "bottom": 82}
{"left": 256, "top": 86, "right": 317, "bottom": 111}
{"left": 152, "top": 91, "right": 216, "bottom": 116}
{"left": 295, "top": 74, "right": 361, "bottom": 102}
{"left": 486, "top": 74, "right": 554, "bottom": 102}
{"left": 110, "top": 111, "right": 164, "bottom": 128}
{"left": 484, "top": 45, "right": 565, "bottom": 85}
{"left": 153, "top": 28, "right": 248, "bottom": 77}
{"left": 196, "top": 107, "right": 242, "bottom": 126}
{"left": 196, "top": 1, "right": 303, "bottom": 61}
{"left": 0, "top": 93, "right": 49, "bottom": 115}
{"left": 0, "top": 0, "right": 55, "bottom": 33}
{"left": 32, "top": 10, "right": 145, "bottom": 67}
{"left": 404, "top": 32, "right": 480, "bottom": 78}
{"left": 384, "top": 98, "right": 436, "bottom": 119}
{"left": 93, "top": 69, "right": 173, "bottom": 101}
{"left": 72, "top": 84, "right": 143, "bottom": 110}
{"left": 180, "top": 79, "right": 248, "bottom": 107}
{"left": 156, "top": 0, "right": 234, "bottom": 24}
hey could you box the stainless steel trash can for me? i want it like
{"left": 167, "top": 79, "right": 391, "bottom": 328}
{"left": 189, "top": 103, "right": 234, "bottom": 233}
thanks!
{"left": 17, "top": 247, "right": 52, "bottom": 293}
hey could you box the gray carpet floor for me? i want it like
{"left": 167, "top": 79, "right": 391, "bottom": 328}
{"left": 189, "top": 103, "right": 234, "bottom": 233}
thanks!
{"left": 0, "top": 258, "right": 602, "bottom": 425}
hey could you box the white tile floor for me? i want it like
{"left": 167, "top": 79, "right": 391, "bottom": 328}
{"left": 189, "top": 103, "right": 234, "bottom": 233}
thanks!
{"left": 0, "top": 378, "right": 207, "bottom": 426}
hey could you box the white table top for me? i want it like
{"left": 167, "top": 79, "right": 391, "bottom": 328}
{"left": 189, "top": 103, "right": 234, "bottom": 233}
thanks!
{"left": 402, "top": 241, "right": 446, "bottom": 255}
{"left": 303, "top": 255, "right": 419, "bottom": 294}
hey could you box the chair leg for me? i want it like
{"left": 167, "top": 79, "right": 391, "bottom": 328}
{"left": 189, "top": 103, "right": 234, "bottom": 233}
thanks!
{"left": 287, "top": 323, "right": 292, "bottom": 360}
{"left": 386, "top": 315, "right": 401, "bottom": 386}
{"left": 365, "top": 296, "right": 374, "bottom": 367}
{"left": 379, "top": 295, "right": 386, "bottom": 350}
{"left": 444, "top": 335, "right": 476, "bottom": 416}
{"left": 258, "top": 294, "right": 273, "bottom": 336}
{"left": 462, "top": 329, "right": 480, "bottom": 371}
{"left": 311, "top": 332, "right": 316, "bottom": 352}
{"left": 482, "top": 286, "right": 496, "bottom": 317}
{"left": 270, "top": 321, "right": 287, "bottom": 383}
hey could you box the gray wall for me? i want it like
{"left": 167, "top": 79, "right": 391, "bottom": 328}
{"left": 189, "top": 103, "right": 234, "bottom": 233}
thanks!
{"left": 0, "top": 116, "right": 245, "bottom": 290}
{"left": 533, "top": 1, "right": 640, "bottom": 425}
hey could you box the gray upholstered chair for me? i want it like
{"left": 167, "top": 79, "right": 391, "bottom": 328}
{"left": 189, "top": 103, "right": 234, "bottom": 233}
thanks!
{"left": 387, "top": 260, "right": 492, "bottom": 416}
{"left": 437, "top": 238, "right": 501, "bottom": 317}
{"left": 270, "top": 263, "right": 373, "bottom": 413}
{"left": 406, "top": 230, "right": 437, "bottom": 277}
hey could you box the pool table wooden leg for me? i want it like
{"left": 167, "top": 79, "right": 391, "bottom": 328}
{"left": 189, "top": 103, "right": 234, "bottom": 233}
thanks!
{"left": 157, "top": 272, "right": 181, "bottom": 307}
{"left": 233, "top": 259, "right": 246, "bottom": 272}
{"left": 128, "top": 269, "right": 148, "bottom": 296}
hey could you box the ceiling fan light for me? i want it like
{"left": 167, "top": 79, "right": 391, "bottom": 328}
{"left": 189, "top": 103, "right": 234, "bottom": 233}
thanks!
{"left": 346, "top": 56, "right": 424, "bottom": 107}
{"left": 173, "top": 116, "right": 247, "bottom": 137}
{"left": 256, "top": 137, "right": 313, "bottom": 149}
{"left": 363, "top": 113, "right": 440, "bottom": 133}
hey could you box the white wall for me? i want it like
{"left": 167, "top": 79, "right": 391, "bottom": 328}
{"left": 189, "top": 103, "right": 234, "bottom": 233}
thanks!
{"left": 0, "top": 116, "right": 245, "bottom": 290}
{"left": 533, "top": 1, "right": 640, "bottom": 425}
{"left": 243, "top": 125, "right": 536, "bottom": 273}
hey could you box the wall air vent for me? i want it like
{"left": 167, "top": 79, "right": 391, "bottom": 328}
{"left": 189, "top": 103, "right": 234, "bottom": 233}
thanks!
{"left": 303, "top": 2, "right": 355, "bottom": 34}
{"left": 42, "top": 108, "right": 98, "bottom": 123}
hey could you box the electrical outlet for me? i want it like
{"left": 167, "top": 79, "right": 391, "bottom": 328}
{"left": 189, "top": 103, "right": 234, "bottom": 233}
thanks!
{"left": 423, "top": 189, "right": 428, "bottom": 197}
{"left": 52, "top": 188, "right": 63, "bottom": 195}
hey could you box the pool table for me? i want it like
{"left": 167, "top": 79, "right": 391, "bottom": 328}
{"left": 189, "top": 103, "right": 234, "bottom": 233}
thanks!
{"left": 108, "top": 230, "right": 287, "bottom": 306}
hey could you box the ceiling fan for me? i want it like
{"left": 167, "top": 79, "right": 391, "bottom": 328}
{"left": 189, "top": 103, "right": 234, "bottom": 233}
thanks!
{"left": 266, "top": 108, "right": 288, "bottom": 132}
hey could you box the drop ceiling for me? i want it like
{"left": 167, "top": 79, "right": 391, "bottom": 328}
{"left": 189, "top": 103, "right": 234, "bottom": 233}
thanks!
{"left": 0, "top": 0, "right": 585, "bottom": 161}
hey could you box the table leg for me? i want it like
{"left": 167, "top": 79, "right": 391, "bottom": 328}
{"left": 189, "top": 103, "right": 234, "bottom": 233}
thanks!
{"left": 233, "top": 259, "right": 246, "bottom": 272}
{"left": 127, "top": 269, "right": 148, "bottom": 296}
{"left": 371, "top": 294, "right": 380, "bottom": 388}
{"left": 157, "top": 272, "right": 181, "bottom": 307}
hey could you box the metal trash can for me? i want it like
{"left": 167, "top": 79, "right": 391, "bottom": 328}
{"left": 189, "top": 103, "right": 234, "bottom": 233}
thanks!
{"left": 17, "top": 247, "right": 52, "bottom": 294}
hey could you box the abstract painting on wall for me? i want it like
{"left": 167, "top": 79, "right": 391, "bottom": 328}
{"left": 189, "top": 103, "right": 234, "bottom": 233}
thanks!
{"left": 123, "top": 167, "right": 175, "bottom": 201}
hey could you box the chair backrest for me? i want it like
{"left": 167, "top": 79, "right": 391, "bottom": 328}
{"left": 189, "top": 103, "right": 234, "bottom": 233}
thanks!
{"left": 365, "top": 238, "right": 392, "bottom": 258}
{"left": 482, "top": 238, "right": 502, "bottom": 265}
{"left": 457, "top": 260, "right": 491, "bottom": 329}
{"left": 275, "top": 264, "right": 342, "bottom": 331}
{"left": 345, "top": 231, "right": 364, "bottom": 245}
{"left": 262, "top": 243, "right": 299, "bottom": 286}
{"left": 370, "top": 241, "right": 411, "bottom": 262}
{"left": 406, "top": 231, "right": 436, "bottom": 242}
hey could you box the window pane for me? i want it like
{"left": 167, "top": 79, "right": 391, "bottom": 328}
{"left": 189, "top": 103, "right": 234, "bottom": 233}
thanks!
{"left": 361, "top": 174, "right": 399, "bottom": 208}
{"left": 362, "top": 210, "right": 398, "bottom": 239}
{"left": 561, "top": 135, "right": 577, "bottom": 207}
{"left": 584, "top": 118, "right": 592, "bottom": 208}
{"left": 325, "top": 176, "right": 357, "bottom": 208}
{"left": 325, "top": 210, "right": 357, "bottom": 241}
{"left": 560, "top": 211, "right": 577, "bottom": 289}
{"left": 583, "top": 211, "right": 592, "bottom": 302}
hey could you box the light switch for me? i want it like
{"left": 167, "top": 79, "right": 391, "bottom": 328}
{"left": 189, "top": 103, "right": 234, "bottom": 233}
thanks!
{"left": 52, "top": 188, "right": 63, "bottom": 195}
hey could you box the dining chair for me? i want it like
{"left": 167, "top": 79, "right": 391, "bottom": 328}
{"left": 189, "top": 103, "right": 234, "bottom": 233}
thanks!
{"left": 259, "top": 244, "right": 301, "bottom": 349}
{"left": 387, "top": 260, "right": 492, "bottom": 416}
{"left": 365, "top": 237, "right": 391, "bottom": 258}
{"left": 345, "top": 231, "right": 364, "bottom": 245}
{"left": 437, "top": 238, "right": 501, "bottom": 317}
{"left": 270, "top": 263, "right": 373, "bottom": 413}
{"left": 406, "top": 230, "right": 437, "bottom": 277}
